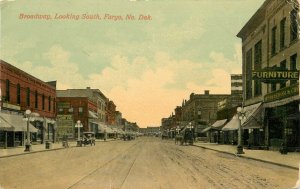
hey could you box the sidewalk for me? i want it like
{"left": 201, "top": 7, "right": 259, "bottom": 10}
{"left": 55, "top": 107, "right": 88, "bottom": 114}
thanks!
{"left": 193, "top": 142, "right": 300, "bottom": 170}
{"left": 0, "top": 139, "right": 117, "bottom": 158}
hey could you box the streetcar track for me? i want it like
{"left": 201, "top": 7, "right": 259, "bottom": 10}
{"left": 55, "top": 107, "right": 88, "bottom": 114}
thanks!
{"left": 66, "top": 141, "right": 140, "bottom": 189}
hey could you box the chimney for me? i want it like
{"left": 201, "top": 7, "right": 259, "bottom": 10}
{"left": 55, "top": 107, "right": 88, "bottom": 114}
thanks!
{"left": 204, "top": 90, "right": 209, "bottom": 95}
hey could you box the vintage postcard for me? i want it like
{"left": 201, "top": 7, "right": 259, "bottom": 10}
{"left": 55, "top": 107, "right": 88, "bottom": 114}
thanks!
{"left": 0, "top": 0, "right": 299, "bottom": 188}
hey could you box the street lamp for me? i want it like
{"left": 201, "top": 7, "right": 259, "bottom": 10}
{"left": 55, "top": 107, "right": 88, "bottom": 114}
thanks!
{"left": 237, "top": 107, "right": 246, "bottom": 154}
{"left": 75, "top": 120, "right": 83, "bottom": 147}
{"left": 24, "top": 109, "right": 39, "bottom": 152}
{"left": 176, "top": 126, "right": 180, "bottom": 135}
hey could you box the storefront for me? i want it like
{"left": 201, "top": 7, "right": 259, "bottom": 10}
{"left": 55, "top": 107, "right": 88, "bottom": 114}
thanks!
{"left": 221, "top": 116, "right": 239, "bottom": 145}
{"left": 0, "top": 112, "right": 38, "bottom": 148}
{"left": 241, "top": 102, "right": 265, "bottom": 148}
{"left": 264, "top": 84, "right": 299, "bottom": 151}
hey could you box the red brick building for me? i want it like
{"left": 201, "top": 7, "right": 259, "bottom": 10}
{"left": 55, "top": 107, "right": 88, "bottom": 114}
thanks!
{"left": 0, "top": 60, "right": 56, "bottom": 148}
{"left": 106, "top": 100, "right": 116, "bottom": 125}
{"left": 56, "top": 96, "right": 97, "bottom": 138}
{"left": 56, "top": 88, "right": 110, "bottom": 139}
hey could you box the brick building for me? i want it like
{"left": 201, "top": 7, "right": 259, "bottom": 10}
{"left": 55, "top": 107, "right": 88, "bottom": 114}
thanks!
{"left": 56, "top": 88, "right": 106, "bottom": 139}
{"left": 106, "top": 100, "right": 116, "bottom": 125}
{"left": 0, "top": 60, "right": 56, "bottom": 148}
{"left": 181, "top": 90, "right": 230, "bottom": 136}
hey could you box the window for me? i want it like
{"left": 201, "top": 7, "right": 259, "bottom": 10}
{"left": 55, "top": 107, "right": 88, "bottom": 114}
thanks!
{"left": 246, "top": 49, "right": 253, "bottom": 99}
{"left": 271, "top": 83, "right": 277, "bottom": 92}
{"left": 5, "top": 79, "right": 10, "bottom": 102}
{"left": 26, "top": 88, "right": 30, "bottom": 106}
{"left": 17, "top": 84, "right": 21, "bottom": 104}
{"left": 290, "top": 9, "right": 298, "bottom": 42}
{"left": 280, "top": 60, "right": 287, "bottom": 88}
{"left": 68, "top": 107, "right": 73, "bottom": 113}
{"left": 290, "top": 54, "right": 298, "bottom": 85}
{"left": 280, "top": 18, "right": 286, "bottom": 49}
{"left": 254, "top": 41, "right": 262, "bottom": 96}
{"left": 35, "top": 90, "right": 38, "bottom": 109}
{"left": 79, "top": 107, "right": 83, "bottom": 113}
{"left": 42, "top": 94, "right": 45, "bottom": 110}
{"left": 48, "top": 96, "right": 51, "bottom": 111}
{"left": 271, "top": 26, "right": 277, "bottom": 55}
{"left": 53, "top": 98, "right": 56, "bottom": 113}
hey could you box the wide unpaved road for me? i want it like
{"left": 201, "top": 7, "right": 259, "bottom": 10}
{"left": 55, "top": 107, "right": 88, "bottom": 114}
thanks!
{"left": 0, "top": 137, "right": 298, "bottom": 189}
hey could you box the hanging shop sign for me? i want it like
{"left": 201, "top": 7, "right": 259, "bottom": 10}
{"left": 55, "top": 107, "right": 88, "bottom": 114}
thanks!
{"left": 252, "top": 67, "right": 299, "bottom": 83}
{"left": 264, "top": 84, "right": 299, "bottom": 102}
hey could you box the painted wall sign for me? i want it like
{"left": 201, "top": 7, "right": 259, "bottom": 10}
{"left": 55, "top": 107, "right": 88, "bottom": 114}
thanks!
{"left": 264, "top": 84, "right": 299, "bottom": 102}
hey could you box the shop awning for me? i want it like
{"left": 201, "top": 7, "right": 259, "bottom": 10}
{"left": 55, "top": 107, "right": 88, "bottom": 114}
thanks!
{"left": 88, "top": 111, "right": 98, "bottom": 119}
{"left": 200, "top": 127, "right": 211, "bottom": 133}
{"left": 210, "top": 119, "right": 227, "bottom": 130}
{"left": 0, "top": 113, "right": 38, "bottom": 132}
{"left": 264, "top": 95, "right": 300, "bottom": 108}
{"left": 222, "top": 116, "right": 239, "bottom": 131}
{"left": 242, "top": 102, "right": 264, "bottom": 129}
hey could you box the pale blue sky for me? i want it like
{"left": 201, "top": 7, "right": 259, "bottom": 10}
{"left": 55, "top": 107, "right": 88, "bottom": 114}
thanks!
{"left": 1, "top": 0, "right": 264, "bottom": 127}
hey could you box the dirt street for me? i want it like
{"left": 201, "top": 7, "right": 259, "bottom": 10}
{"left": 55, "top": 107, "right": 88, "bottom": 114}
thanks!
{"left": 0, "top": 137, "right": 298, "bottom": 189}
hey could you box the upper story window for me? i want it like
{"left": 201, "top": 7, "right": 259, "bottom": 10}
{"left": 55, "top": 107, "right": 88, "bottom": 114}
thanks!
{"left": 48, "top": 96, "right": 51, "bottom": 111}
{"left": 280, "top": 18, "right": 286, "bottom": 49}
{"left": 26, "top": 87, "right": 30, "bottom": 106}
{"left": 280, "top": 60, "right": 287, "bottom": 89}
{"left": 271, "top": 26, "right": 277, "bottom": 55}
{"left": 5, "top": 79, "right": 10, "bottom": 102}
{"left": 254, "top": 40, "right": 262, "bottom": 96}
{"left": 42, "top": 94, "right": 45, "bottom": 110}
{"left": 246, "top": 49, "right": 253, "bottom": 100}
{"left": 35, "top": 90, "right": 38, "bottom": 109}
{"left": 290, "top": 54, "right": 298, "bottom": 85}
{"left": 290, "top": 9, "right": 298, "bottom": 42}
{"left": 17, "top": 84, "right": 21, "bottom": 104}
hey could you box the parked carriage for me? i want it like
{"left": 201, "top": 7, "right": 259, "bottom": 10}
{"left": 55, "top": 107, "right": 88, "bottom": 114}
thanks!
{"left": 175, "top": 128, "right": 194, "bottom": 145}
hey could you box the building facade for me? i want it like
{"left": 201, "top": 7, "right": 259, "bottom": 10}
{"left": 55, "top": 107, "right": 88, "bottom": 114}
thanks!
{"left": 237, "top": 0, "right": 299, "bottom": 150}
{"left": 181, "top": 90, "right": 230, "bottom": 136}
{"left": 0, "top": 60, "right": 56, "bottom": 148}
{"left": 56, "top": 88, "right": 106, "bottom": 139}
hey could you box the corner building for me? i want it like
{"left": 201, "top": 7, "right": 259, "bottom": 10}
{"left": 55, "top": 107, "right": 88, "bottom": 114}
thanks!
{"left": 0, "top": 60, "right": 56, "bottom": 148}
{"left": 237, "top": 0, "right": 299, "bottom": 151}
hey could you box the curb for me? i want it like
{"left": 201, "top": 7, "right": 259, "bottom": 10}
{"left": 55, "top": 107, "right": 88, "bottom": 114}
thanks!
{"left": 193, "top": 144, "right": 298, "bottom": 170}
{"left": 0, "top": 140, "right": 118, "bottom": 159}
